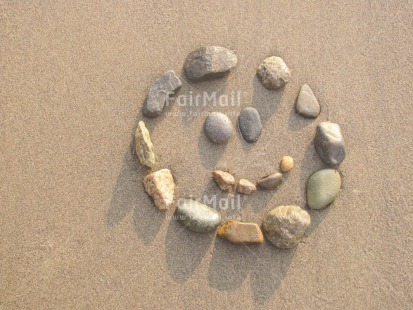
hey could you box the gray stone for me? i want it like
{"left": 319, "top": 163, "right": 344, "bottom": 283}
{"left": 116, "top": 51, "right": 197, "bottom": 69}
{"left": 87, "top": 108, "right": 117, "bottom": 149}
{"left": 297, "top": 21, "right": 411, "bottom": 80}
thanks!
{"left": 257, "top": 173, "right": 283, "bottom": 190}
{"left": 175, "top": 199, "right": 221, "bottom": 233}
{"left": 204, "top": 112, "right": 233, "bottom": 144}
{"left": 142, "top": 70, "right": 182, "bottom": 118}
{"left": 296, "top": 84, "right": 320, "bottom": 118}
{"left": 262, "top": 205, "right": 311, "bottom": 249}
{"left": 307, "top": 169, "right": 341, "bottom": 210}
{"left": 184, "top": 46, "right": 237, "bottom": 81}
{"left": 256, "top": 56, "right": 291, "bottom": 90}
{"left": 314, "top": 122, "right": 346, "bottom": 165}
{"left": 238, "top": 107, "right": 262, "bottom": 143}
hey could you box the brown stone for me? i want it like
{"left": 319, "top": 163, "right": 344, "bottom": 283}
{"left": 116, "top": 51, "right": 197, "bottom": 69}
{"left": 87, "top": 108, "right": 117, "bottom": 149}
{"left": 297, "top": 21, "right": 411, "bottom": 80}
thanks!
{"left": 143, "top": 169, "right": 175, "bottom": 211}
{"left": 212, "top": 170, "right": 236, "bottom": 191}
{"left": 236, "top": 179, "right": 256, "bottom": 195}
{"left": 217, "top": 221, "right": 264, "bottom": 245}
{"left": 257, "top": 173, "right": 283, "bottom": 190}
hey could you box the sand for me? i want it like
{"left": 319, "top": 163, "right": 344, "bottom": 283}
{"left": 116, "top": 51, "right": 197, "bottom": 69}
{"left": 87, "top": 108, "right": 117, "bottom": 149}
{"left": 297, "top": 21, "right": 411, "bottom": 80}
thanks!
{"left": 1, "top": 1, "right": 412, "bottom": 309}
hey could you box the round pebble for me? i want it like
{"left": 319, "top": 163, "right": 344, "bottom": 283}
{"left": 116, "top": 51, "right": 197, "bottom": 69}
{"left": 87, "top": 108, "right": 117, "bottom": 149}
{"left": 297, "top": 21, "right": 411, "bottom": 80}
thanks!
{"left": 204, "top": 112, "right": 233, "bottom": 144}
{"left": 257, "top": 56, "right": 291, "bottom": 90}
{"left": 280, "top": 156, "right": 294, "bottom": 172}
{"left": 238, "top": 107, "right": 262, "bottom": 143}
{"left": 307, "top": 169, "right": 341, "bottom": 210}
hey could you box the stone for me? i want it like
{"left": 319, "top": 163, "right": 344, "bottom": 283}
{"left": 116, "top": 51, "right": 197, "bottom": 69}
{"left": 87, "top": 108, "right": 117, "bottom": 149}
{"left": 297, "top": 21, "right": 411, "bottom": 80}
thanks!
{"left": 143, "top": 169, "right": 175, "bottom": 211}
{"left": 212, "top": 170, "right": 236, "bottom": 191}
{"left": 175, "top": 199, "right": 221, "bottom": 233}
{"left": 236, "top": 179, "right": 256, "bottom": 195}
{"left": 256, "top": 56, "right": 291, "bottom": 90}
{"left": 257, "top": 173, "right": 283, "bottom": 190}
{"left": 184, "top": 46, "right": 238, "bottom": 81}
{"left": 296, "top": 84, "right": 320, "bottom": 118}
{"left": 307, "top": 169, "right": 341, "bottom": 210}
{"left": 314, "top": 122, "right": 346, "bottom": 165}
{"left": 262, "top": 205, "right": 311, "bottom": 249}
{"left": 204, "top": 112, "right": 233, "bottom": 144}
{"left": 217, "top": 221, "right": 264, "bottom": 245}
{"left": 238, "top": 107, "right": 262, "bottom": 143}
{"left": 142, "top": 70, "right": 182, "bottom": 118}
{"left": 135, "top": 121, "right": 156, "bottom": 168}
{"left": 280, "top": 156, "right": 294, "bottom": 172}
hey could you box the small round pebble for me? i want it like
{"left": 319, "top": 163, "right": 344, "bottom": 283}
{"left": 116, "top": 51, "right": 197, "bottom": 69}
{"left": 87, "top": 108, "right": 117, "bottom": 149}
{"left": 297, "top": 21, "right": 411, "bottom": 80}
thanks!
{"left": 280, "top": 156, "right": 294, "bottom": 172}
{"left": 257, "top": 56, "right": 291, "bottom": 90}
{"left": 238, "top": 107, "right": 262, "bottom": 143}
{"left": 204, "top": 112, "right": 233, "bottom": 144}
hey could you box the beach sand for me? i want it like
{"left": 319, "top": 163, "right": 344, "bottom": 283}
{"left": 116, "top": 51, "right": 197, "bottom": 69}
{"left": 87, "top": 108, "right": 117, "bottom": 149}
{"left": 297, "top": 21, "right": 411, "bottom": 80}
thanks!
{"left": 1, "top": 1, "right": 412, "bottom": 308}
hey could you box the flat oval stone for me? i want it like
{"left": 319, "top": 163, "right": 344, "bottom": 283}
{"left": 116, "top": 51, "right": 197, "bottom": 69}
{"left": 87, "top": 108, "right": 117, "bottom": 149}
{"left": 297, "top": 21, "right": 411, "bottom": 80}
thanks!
{"left": 204, "top": 112, "right": 233, "bottom": 144}
{"left": 238, "top": 107, "right": 262, "bottom": 143}
{"left": 296, "top": 84, "right": 320, "bottom": 118}
{"left": 217, "top": 221, "right": 264, "bottom": 245}
{"left": 142, "top": 70, "right": 182, "bottom": 118}
{"left": 262, "top": 205, "right": 311, "bottom": 249}
{"left": 184, "top": 46, "right": 237, "bottom": 81}
{"left": 257, "top": 173, "right": 283, "bottom": 190}
{"left": 307, "top": 169, "right": 341, "bottom": 210}
{"left": 314, "top": 122, "right": 346, "bottom": 165}
{"left": 257, "top": 56, "right": 291, "bottom": 90}
{"left": 175, "top": 199, "right": 221, "bottom": 233}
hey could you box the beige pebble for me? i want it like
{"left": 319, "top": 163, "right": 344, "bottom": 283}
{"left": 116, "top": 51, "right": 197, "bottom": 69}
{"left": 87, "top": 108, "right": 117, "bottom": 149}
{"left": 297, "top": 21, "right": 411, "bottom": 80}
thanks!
{"left": 280, "top": 156, "right": 294, "bottom": 172}
{"left": 143, "top": 169, "right": 175, "bottom": 211}
{"left": 236, "top": 179, "right": 256, "bottom": 195}
{"left": 212, "top": 170, "right": 236, "bottom": 192}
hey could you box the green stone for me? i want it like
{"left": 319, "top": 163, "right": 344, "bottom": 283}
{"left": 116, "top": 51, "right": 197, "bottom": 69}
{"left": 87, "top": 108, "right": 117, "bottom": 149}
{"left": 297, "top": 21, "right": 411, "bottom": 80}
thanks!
{"left": 175, "top": 199, "right": 221, "bottom": 233}
{"left": 307, "top": 169, "right": 341, "bottom": 210}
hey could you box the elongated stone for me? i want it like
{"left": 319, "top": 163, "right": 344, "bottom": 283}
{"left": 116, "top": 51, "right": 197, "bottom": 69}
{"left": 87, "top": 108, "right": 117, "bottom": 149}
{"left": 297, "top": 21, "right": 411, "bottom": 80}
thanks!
{"left": 262, "top": 205, "right": 311, "bottom": 249}
{"left": 143, "top": 169, "right": 175, "bottom": 211}
{"left": 142, "top": 70, "right": 182, "bottom": 118}
{"left": 257, "top": 56, "right": 291, "bottom": 90}
{"left": 184, "top": 46, "right": 237, "bottom": 81}
{"left": 175, "top": 199, "right": 221, "bottom": 233}
{"left": 135, "top": 121, "right": 155, "bottom": 168}
{"left": 257, "top": 173, "right": 283, "bottom": 190}
{"left": 212, "top": 170, "right": 236, "bottom": 191}
{"left": 217, "top": 221, "right": 264, "bottom": 245}
{"left": 238, "top": 107, "right": 262, "bottom": 143}
{"left": 296, "top": 84, "right": 320, "bottom": 118}
{"left": 307, "top": 169, "right": 341, "bottom": 210}
{"left": 314, "top": 122, "right": 346, "bottom": 165}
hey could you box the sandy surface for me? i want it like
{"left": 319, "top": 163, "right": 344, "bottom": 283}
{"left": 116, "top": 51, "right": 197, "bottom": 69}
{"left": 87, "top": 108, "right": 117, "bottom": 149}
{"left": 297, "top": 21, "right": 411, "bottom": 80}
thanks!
{"left": 1, "top": 1, "right": 412, "bottom": 309}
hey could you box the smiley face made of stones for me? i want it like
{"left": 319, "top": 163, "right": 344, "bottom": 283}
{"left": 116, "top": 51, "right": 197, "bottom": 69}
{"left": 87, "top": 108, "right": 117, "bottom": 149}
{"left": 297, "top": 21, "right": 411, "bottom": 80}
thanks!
{"left": 135, "top": 46, "right": 345, "bottom": 249}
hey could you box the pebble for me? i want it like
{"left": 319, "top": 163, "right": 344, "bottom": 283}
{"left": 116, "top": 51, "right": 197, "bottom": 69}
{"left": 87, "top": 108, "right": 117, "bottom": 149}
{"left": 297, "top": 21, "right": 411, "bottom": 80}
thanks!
{"left": 204, "top": 112, "right": 233, "bottom": 144}
{"left": 143, "top": 169, "right": 175, "bottom": 211}
{"left": 280, "top": 156, "right": 294, "bottom": 172}
{"left": 307, "top": 169, "right": 341, "bottom": 210}
{"left": 256, "top": 56, "right": 291, "bottom": 90}
{"left": 314, "top": 122, "right": 346, "bottom": 165}
{"left": 262, "top": 205, "right": 311, "bottom": 249}
{"left": 184, "top": 46, "right": 238, "bottom": 81}
{"left": 236, "top": 179, "right": 256, "bottom": 195}
{"left": 212, "top": 170, "right": 236, "bottom": 192}
{"left": 175, "top": 199, "right": 221, "bottom": 233}
{"left": 256, "top": 173, "right": 283, "bottom": 190}
{"left": 142, "top": 70, "right": 182, "bottom": 118}
{"left": 135, "top": 121, "right": 156, "bottom": 168}
{"left": 295, "top": 84, "right": 320, "bottom": 118}
{"left": 238, "top": 107, "right": 262, "bottom": 143}
{"left": 217, "top": 221, "right": 264, "bottom": 245}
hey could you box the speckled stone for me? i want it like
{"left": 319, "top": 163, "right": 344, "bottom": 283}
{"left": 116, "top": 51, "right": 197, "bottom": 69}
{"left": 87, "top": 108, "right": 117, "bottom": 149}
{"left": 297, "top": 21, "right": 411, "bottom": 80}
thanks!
{"left": 143, "top": 169, "right": 175, "bottom": 211}
{"left": 238, "top": 107, "right": 262, "bottom": 143}
{"left": 142, "top": 70, "right": 182, "bottom": 118}
{"left": 217, "top": 221, "right": 264, "bottom": 245}
{"left": 262, "top": 205, "right": 311, "bottom": 249}
{"left": 296, "top": 84, "right": 320, "bottom": 118}
{"left": 257, "top": 173, "right": 283, "bottom": 190}
{"left": 256, "top": 56, "right": 291, "bottom": 90}
{"left": 204, "top": 112, "right": 233, "bottom": 144}
{"left": 307, "top": 169, "right": 341, "bottom": 210}
{"left": 314, "top": 122, "right": 346, "bottom": 165}
{"left": 184, "top": 46, "right": 237, "bottom": 81}
{"left": 212, "top": 170, "right": 236, "bottom": 192}
{"left": 175, "top": 199, "right": 221, "bottom": 233}
{"left": 236, "top": 179, "right": 256, "bottom": 195}
{"left": 135, "top": 121, "right": 156, "bottom": 168}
